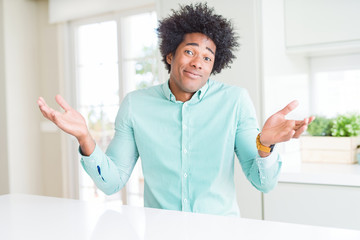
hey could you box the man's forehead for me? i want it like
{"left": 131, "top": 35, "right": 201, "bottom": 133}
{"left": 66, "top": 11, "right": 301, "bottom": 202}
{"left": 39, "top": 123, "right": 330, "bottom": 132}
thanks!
{"left": 185, "top": 42, "right": 215, "bottom": 55}
{"left": 182, "top": 33, "right": 216, "bottom": 54}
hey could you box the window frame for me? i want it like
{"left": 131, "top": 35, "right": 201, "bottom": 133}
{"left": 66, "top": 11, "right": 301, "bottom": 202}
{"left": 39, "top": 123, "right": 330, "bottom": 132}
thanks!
{"left": 66, "top": 5, "right": 158, "bottom": 202}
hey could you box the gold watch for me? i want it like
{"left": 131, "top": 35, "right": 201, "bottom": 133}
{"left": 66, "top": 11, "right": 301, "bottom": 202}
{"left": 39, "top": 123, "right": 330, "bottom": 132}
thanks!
{"left": 256, "top": 133, "right": 275, "bottom": 153}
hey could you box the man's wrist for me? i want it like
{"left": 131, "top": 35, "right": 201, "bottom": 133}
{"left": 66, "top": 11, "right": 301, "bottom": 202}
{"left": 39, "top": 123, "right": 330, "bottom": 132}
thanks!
{"left": 259, "top": 133, "right": 273, "bottom": 147}
{"left": 256, "top": 133, "right": 275, "bottom": 153}
{"left": 77, "top": 132, "right": 95, "bottom": 156}
{"left": 258, "top": 150, "right": 271, "bottom": 158}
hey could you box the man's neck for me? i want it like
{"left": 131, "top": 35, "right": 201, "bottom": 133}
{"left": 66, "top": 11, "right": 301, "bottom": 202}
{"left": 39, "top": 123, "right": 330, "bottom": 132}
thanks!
{"left": 174, "top": 93, "right": 194, "bottom": 102}
{"left": 168, "top": 80, "right": 195, "bottom": 102}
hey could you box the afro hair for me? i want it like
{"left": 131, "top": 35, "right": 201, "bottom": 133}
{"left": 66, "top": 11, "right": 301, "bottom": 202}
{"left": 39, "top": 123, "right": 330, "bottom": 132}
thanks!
{"left": 157, "top": 2, "right": 239, "bottom": 75}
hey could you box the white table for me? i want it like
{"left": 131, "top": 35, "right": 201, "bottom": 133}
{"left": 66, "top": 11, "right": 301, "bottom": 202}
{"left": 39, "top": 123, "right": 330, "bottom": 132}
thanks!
{"left": 1, "top": 194, "right": 360, "bottom": 240}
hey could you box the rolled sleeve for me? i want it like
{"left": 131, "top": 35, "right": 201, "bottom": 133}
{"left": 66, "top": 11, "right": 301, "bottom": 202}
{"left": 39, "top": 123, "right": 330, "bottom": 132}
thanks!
{"left": 254, "top": 152, "right": 282, "bottom": 193}
{"left": 256, "top": 151, "right": 280, "bottom": 169}
{"left": 80, "top": 144, "right": 103, "bottom": 174}
{"left": 80, "top": 144, "right": 123, "bottom": 195}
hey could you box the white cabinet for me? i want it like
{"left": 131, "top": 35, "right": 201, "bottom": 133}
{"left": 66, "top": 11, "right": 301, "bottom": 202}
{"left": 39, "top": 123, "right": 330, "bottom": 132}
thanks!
{"left": 264, "top": 182, "right": 360, "bottom": 230}
{"left": 284, "top": 0, "right": 360, "bottom": 53}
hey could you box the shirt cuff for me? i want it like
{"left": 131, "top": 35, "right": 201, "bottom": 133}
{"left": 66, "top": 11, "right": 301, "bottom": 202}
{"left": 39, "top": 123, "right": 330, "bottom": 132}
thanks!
{"left": 79, "top": 144, "right": 101, "bottom": 163}
{"left": 256, "top": 151, "right": 281, "bottom": 169}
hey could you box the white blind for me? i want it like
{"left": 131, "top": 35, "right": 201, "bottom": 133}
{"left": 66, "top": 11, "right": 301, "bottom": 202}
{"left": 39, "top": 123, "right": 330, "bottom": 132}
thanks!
{"left": 49, "top": 0, "right": 155, "bottom": 23}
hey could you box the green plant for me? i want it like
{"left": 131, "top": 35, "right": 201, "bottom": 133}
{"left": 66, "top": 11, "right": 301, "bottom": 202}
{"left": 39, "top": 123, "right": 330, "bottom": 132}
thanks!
{"left": 331, "top": 114, "right": 360, "bottom": 137}
{"left": 307, "top": 116, "right": 333, "bottom": 136}
{"left": 307, "top": 114, "right": 360, "bottom": 137}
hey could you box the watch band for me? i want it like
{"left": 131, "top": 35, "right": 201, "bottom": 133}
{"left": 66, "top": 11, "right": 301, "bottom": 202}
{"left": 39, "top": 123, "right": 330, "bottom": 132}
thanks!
{"left": 256, "top": 133, "right": 275, "bottom": 153}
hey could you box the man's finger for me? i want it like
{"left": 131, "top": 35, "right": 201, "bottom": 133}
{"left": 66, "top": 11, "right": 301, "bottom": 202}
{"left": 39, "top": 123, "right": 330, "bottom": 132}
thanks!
{"left": 295, "top": 118, "right": 309, "bottom": 128}
{"left": 55, "top": 94, "right": 72, "bottom": 112}
{"left": 294, "top": 122, "right": 305, "bottom": 131}
{"left": 37, "top": 97, "right": 48, "bottom": 108}
{"left": 283, "top": 129, "right": 296, "bottom": 141}
{"left": 293, "top": 125, "right": 307, "bottom": 138}
{"left": 39, "top": 105, "right": 54, "bottom": 121}
{"left": 277, "top": 100, "right": 299, "bottom": 116}
{"left": 39, "top": 106, "right": 49, "bottom": 119}
{"left": 38, "top": 101, "right": 60, "bottom": 122}
{"left": 308, "top": 116, "right": 316, "bottom": 124}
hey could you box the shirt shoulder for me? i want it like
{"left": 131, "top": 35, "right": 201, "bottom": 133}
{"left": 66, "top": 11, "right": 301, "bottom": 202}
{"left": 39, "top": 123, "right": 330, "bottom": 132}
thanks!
{"left": 126, "top": 84, "right": 163, "bottom": 99}
{"left": 124, "top": 84, "right": 166, "bottom": 107}
{"left": 207, "top": 79, "right": 249, "bottom": 101}
{"left": 116, "top": 84, "right": 163, "bottom": 122}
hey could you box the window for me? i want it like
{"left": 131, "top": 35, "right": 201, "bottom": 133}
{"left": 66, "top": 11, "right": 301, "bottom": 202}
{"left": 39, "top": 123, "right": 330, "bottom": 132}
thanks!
{"left": 263, "top": 53, "right": 360, "bottom": 164}
{"left": 71, "top": 9, "right": 158, "bottom": 206}
{"left": 310, "top": 54, "right": 360, "bottom": 118}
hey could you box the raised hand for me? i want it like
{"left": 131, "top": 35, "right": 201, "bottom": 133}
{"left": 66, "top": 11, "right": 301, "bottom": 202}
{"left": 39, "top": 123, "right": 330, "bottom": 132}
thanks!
{"left": 37, "top": 94, "right": 95, "bottom": 155}
{"left": 259, "top": 100, "right": 315, "bottom": 147}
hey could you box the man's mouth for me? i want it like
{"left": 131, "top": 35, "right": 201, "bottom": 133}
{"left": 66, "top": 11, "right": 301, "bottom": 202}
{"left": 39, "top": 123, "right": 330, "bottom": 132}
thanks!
{"left": 184, "top": 70, "right": 202, "bottom": 78}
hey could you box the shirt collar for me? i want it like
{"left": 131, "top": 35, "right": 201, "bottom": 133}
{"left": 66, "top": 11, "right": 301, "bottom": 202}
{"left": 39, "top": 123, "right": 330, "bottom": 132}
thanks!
{"left": 161, "top": 79, "right": 209, "bottom": 104}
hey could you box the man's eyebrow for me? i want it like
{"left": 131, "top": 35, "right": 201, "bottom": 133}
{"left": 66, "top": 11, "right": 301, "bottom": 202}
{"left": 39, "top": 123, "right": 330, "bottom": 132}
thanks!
{"left": 185, "top": 43, "right": 215, "bottom": 56}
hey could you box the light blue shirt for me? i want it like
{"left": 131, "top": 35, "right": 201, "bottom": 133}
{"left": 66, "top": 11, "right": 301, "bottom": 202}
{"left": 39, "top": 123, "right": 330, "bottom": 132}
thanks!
{"left": 81, "top": 79, "right": 282, "bottom": 216}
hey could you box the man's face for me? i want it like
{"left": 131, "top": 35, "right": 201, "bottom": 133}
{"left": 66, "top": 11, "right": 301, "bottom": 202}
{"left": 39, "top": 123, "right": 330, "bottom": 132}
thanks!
{"left": 166, "top": 33, "right": 216, "bottom": 96}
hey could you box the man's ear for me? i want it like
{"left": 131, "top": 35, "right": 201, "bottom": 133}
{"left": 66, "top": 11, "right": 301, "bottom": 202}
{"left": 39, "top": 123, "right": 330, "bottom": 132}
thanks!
{"left": 166, "top": 53, "right": 173, "bottom": 65}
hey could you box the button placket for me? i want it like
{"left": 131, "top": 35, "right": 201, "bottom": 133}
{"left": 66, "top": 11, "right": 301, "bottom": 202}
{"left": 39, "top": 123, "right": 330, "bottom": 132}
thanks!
{"left": 181, "top": 102, "right": 190, "bottom": 212}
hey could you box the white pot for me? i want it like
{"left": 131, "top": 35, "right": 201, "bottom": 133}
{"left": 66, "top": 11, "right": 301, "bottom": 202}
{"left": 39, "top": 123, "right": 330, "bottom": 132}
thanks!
{"left": 300, "top": 136, "right": 360, "bottom": 164}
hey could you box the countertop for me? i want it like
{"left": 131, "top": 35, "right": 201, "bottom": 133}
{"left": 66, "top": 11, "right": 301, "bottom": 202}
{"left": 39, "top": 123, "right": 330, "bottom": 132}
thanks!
{"left": 279, "top": 161, "right": 360, "bottom": 187}
{"left": 1, "top": 194, "right": 360, "bottom": 240}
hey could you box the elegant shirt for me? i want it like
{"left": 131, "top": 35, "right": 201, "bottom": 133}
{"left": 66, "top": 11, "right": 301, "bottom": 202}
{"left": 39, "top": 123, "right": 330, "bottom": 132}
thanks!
{"left": 80, "top": 79, "right": 282, "bottom": 216}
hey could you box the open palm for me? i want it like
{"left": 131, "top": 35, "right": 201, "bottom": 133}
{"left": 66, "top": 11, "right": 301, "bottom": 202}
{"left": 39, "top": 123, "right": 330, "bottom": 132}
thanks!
{"left": 37, "top": 94, "right": 88, "bottom": 140}
{"left": 260, "top": 100, "right": 315, "bottom": 146}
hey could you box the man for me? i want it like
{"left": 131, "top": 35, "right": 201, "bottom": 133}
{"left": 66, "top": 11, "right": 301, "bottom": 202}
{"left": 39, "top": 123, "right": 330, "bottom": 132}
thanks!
{"left": 38, "top": 3, "right": 313, "bottom": 216}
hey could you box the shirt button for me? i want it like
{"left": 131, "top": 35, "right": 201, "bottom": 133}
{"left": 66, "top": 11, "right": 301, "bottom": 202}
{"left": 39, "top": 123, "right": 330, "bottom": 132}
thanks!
{"left": 183, "top": 148, "right": 187, "bottom": 154}
{"left": 184, "top": 173, "right": 187, "bottom": 178}
{"left": 183, "top": 198, "right": 187, "bottom": 203}
{"left": 183, "top": 125, "right": 187, "bottom": 129}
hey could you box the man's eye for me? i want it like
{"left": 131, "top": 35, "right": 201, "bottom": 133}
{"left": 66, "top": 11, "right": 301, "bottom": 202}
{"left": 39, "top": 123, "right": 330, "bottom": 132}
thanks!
{"left": 204, "top": 57, "right": 212, "bottom": 62}
{"left": 185, "top": 50, "right": 193, "bottom": 55}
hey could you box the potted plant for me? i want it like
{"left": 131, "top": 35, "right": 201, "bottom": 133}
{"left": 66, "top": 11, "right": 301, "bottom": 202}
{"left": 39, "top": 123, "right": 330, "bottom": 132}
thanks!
{"left": 301, "top": 114, "right": 360, "bottom": 164}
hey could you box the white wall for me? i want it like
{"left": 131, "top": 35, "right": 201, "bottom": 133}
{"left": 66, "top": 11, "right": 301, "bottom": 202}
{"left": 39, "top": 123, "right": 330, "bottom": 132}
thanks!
{"left": 0, "top": 0, "right": 67, "bottom": 197}
{"left": 0, "top": 0, "right": 10, "bottom": 195}
{"left": 3, "top": 0, "right": 42, "bottom": 194}
{"left": 38, "top": 0, "right": 64, "bottom": 197}
{"left": 49, "top": 0, "right": 155, "bottom": 23}
{"left": 261, "top": 0, "right": 311, "bottom": 165}
{"left": 262, "top": 0, "right": 309, "bottom": 120}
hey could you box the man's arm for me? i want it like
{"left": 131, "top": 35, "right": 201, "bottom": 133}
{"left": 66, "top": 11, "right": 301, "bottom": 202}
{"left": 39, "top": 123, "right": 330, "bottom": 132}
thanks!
{"left": 37, "top": 94, "right": 139, "bottom": 195}
{"left": 80, "top": 94, "right": 139, "bottom": 195}
{"left": 234, "top": 89, "right": 281, "bottom": 193}
{"left": 234, "top": 91, "right": 314, "bottom": 193}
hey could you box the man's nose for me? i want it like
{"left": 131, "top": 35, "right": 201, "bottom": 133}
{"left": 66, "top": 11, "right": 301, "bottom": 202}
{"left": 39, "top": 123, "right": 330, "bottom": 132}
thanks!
{"left": 190, "top": 56, "right": 202, "bottom": 69}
